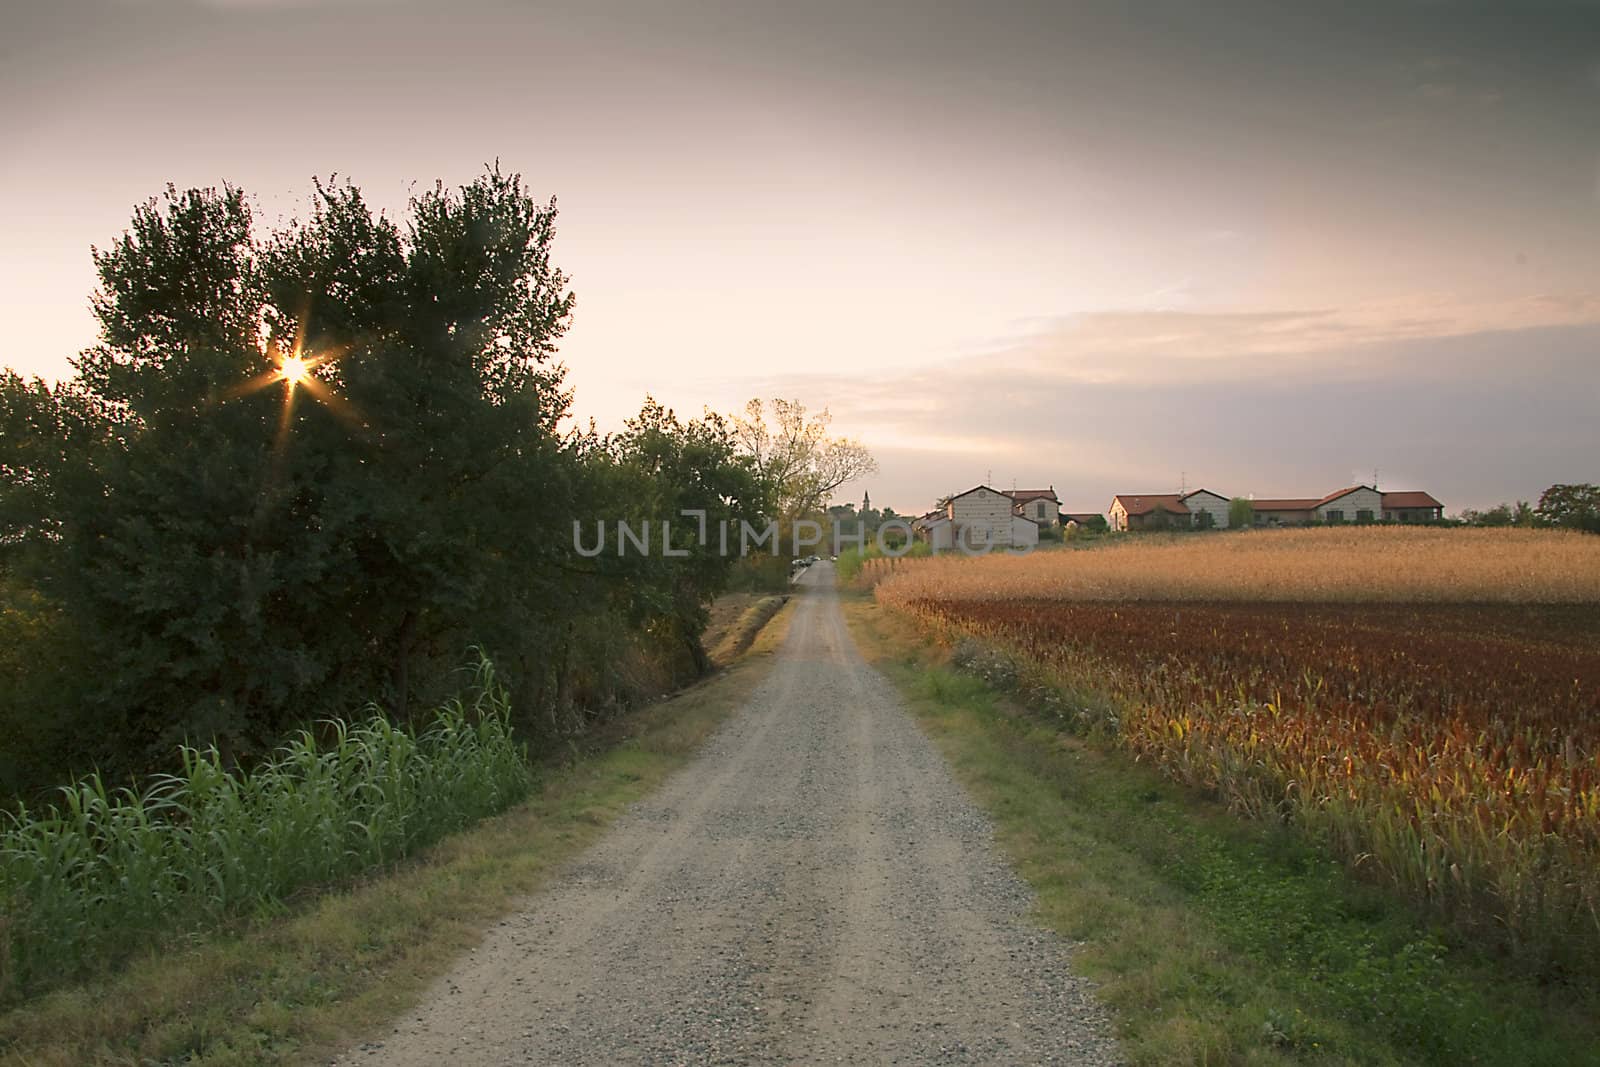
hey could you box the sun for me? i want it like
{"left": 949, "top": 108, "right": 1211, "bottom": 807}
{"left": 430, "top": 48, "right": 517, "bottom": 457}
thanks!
{"left": 278, "top": 354, "right": 312, "bottom": 384}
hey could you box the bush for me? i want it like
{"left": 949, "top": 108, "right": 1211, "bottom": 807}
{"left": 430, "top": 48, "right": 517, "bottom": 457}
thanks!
{"left": 723, "top": 554, "right": 792, "bottom": 593}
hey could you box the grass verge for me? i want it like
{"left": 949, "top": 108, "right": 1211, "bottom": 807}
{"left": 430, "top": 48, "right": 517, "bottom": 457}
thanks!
{"left": 842, "top": 592, "right": 1600, "bottom": 1067}
{"left": 708, "top": 594, "right": 789, "bottom": 666}
{"left": 0, "top": 602, "right": 795, "bottom": 1067}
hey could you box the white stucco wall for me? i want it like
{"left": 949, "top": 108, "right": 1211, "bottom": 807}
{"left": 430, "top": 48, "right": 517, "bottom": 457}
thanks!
{"left": 1182, "top": 491, "right": 1230, "bottom": 528}
{"left": 949, "top": 487, "right": 1022, "bottom": 547}
{"left": 1316, "top": 487, "right": 1382, "bottom": 522}
{"left": 1018, "top": 498, "right": 1058, "bottom": 526}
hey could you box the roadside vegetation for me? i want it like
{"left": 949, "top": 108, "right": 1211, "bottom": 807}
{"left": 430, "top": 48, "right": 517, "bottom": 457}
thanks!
{"left": 0, "top": 171, "right": 755, "bottom": 802}
{"left": 0, "top": 602, "right": 794, "bottom": 1066}
{"left": 1, "top": 659, "right": 528, "bottom": 1000}
{"left": 0, "top": 166, "right": 872, "bottom": 1029}
{"left": 844, "top": 593, "right": 1600, "bottom": 1065}
{"left": 0, "top": 168, "right": 877, "bottom": 807}
{"left": 705, "top": 594, "right": 790, "bottom": 665}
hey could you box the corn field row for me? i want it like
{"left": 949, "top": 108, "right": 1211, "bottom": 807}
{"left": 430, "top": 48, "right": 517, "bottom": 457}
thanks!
{"left": 868, "top": 526, "right": 1600, "bottom": 603}
{"left": 0, "top": 660, "right": 531, "bottom": 1001}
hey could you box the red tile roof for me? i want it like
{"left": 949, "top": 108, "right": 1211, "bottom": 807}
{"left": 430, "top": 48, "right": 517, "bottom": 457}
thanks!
{"left": 1007, "top": 488, "right": 1059, "bottom": 504}
{"left": 1315, "top": 485, "right": 1376, "bottom": 507}
{"left": 1381, "top": 491, "right": 1442, "bottom": 509}
{"left": 1112, "top": 493, "right": 1190, "bottom": 516}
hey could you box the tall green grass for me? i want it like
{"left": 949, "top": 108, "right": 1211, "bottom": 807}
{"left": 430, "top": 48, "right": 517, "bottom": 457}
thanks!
{"left": 0, "top": 658, "right": 531, "bottom": 1002}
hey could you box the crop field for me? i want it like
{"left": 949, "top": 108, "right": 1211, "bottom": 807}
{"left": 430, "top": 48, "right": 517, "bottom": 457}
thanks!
{"left": 863, "top": 526, "right": 1600, "bottom": 604}
{"left": 873, "top": 528, "right": 1600, "bottom": 978}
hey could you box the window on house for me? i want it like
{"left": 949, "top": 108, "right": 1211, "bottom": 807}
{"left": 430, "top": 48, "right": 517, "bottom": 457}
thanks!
{"left": 1357, "top": 509, "right": 1374, "bottom": 523}
{"left": 1327, "top": 509, "right": 1344, "bottom": 523}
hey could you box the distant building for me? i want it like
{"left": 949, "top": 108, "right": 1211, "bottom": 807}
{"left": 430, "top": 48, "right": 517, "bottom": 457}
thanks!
{"left": 1007, "top": 487, "right": 1061, "bottom": 528}
{"left": 1109, "top": 493, "right": 1190, "bottom": 531}
{"left": 1247, "top": 497, "right": 1320, "bottom": 526}
{"left": 913, "top": 485, "right": 1041, "bottom": 550}
{"left": 1178, "top": 489, "right": 1230, "bottom": 528}
{"left": 1108, "top": 484, "right": 1442, "bottom": 529}
{"left": 1109, "top": 489, "right": 1229, "bottom": 531}
{"left": 1249, "top": 486, "right": 1441, "bottom": 526}
{"left": 1310, "top": 485, "right": 1383, "bottom": 523}
{"left": 1380, "top": 491, "right": 1444, "bottom": 522}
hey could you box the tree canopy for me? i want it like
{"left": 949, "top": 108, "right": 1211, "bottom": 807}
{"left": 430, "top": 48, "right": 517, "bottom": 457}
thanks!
{"left": 1535, "top": 483, "right": 1600, "bottom": 533}
{"left": 0, "top": 169, "right": 767, "bottom": 793}
{"left": 733, "top": 398, "right": 876, "bottom": 519}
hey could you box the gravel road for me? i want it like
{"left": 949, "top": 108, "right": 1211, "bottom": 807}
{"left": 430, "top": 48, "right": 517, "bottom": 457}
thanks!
{"left": 331, "top": 564, "right": 1121, "bottom": 1065}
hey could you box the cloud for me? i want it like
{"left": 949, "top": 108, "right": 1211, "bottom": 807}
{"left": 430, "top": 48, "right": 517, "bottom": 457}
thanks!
{"left": 945, "top": 294, "right": 1600, "bottom": 389}
{"left": 1137, "top": 280, "right": 1199, "bottom": 310}
{"left": 736, "top": 297, "right": 1600, "bottom": 513}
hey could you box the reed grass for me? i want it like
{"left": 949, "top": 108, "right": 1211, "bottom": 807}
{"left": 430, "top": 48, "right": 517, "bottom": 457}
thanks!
{"left": 0, "top": 658, "right": 530, "bottom": 1002}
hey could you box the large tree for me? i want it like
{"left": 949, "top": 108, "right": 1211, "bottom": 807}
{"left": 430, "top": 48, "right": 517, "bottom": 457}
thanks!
{"left": 1, "top": 168, "right": 581, "bottom": 772}
{"left": 1535, "top": 483, "right": 1600, "bottom": 533}
{"left": 732, "top": 398, "right": 876, "bottom": 518}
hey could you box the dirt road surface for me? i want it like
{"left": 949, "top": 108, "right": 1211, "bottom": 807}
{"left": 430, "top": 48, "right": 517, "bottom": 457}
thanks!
{"left": 331, "top": 564, "right": 1120, "bottom": 1065}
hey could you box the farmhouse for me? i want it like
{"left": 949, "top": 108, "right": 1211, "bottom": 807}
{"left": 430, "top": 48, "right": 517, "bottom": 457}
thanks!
{"left": 1247, "top": 498, "right": 1317, "bottom": 525}
{"left": 914, "top": 485, "right": 1041, "bottom": 550}
{"left": 1177, "top": 489, "right": 1229, "bottom": 528}
{"left": 1252, "top": 485, "right": 1379, "bottom": 525}
{"left": 1311, "top": 485, "right": 1382, "bottom": 523}
{"left": 1109, "top": 489, "right": 1229, "bottom": 531}
{"left": 1008, "top": 487, "right": 1061, "bottom": 528}
{"left": 1251, "top": 486, "right": 1443, "bottom": 526}
{"left": 1109, "top": 494, "right": 1186, "bottom": 531}
{"left": 1107, "top": 483, "right": 1445, "bottom": 529}
{"left": 1381, "top": 491, "right": 1444, "bottom": 523}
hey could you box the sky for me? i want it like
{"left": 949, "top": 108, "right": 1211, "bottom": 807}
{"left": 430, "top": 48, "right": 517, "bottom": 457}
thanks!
{"left": 2, "top": 0, "right": 1597, "bottom": 515}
